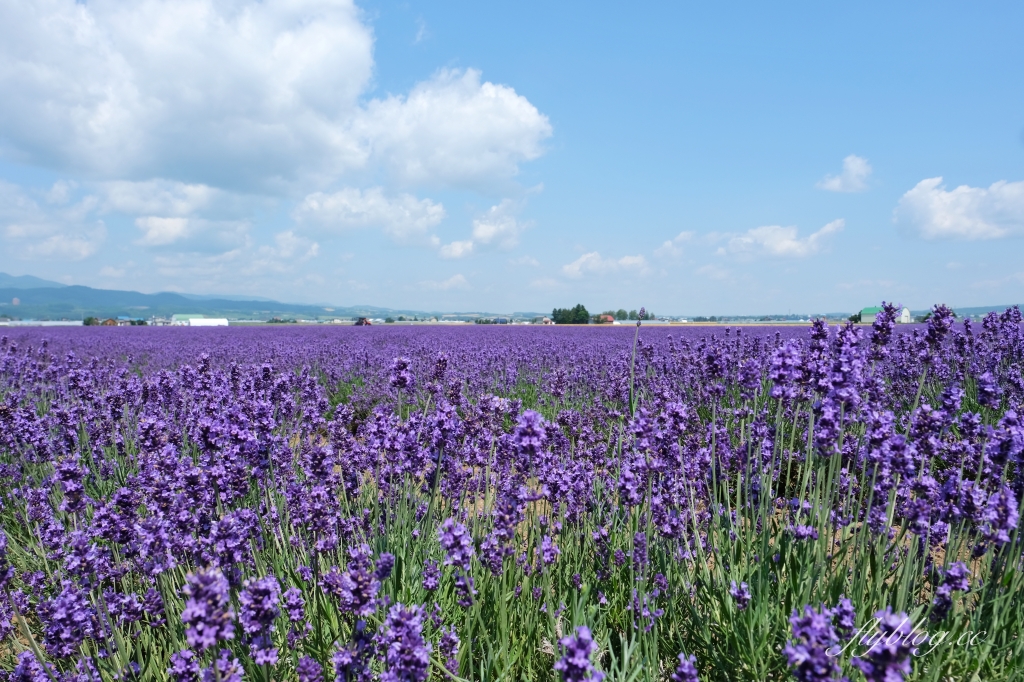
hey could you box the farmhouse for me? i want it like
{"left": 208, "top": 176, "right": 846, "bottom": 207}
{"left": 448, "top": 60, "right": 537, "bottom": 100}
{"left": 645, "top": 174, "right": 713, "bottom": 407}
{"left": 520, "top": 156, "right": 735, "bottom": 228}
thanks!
{"left": 860, "top": 306, "right": 913, "bottom": 324}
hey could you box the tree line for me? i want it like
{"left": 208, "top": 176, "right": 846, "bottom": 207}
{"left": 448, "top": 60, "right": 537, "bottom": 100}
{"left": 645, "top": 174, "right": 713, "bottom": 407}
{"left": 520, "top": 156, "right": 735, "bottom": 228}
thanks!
{"left": 551, "top": 305, "right": 654, "bottom": 324}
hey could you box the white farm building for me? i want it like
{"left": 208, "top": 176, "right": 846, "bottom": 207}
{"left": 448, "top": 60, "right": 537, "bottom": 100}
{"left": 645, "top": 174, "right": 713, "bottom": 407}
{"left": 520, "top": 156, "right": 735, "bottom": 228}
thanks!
{"left": 860, "top": 306, "right": 912, "bottom": 324}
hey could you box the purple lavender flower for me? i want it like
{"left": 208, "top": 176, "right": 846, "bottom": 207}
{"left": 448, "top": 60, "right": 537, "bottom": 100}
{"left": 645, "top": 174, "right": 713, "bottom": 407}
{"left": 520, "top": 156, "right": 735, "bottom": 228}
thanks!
{"left": 439, "top": 625, "right": 460, "bottom": 677}
{"left": 390, "top": 357, "right": 416, "bottom": 391}
{"left": 202, "top": 649, "right": 243, "bottom": 682}
{"left": 11, "top": 651, "right": 59, "bottom": 682}
{"left": 784, "top": 604, "right": 843, "bottom": 682}
{"left": 870, "top": 302, "right": 900, "bottom": 359}
{"left": 322, "top": 544, "right": 381, "bottom": 617}
{"left": 454, "top": 572, "right": 477, "bottom": 608}
{"left": 981, "top": 485, "right": 1019, "bottom": 545}
{"left": 422, "top": 560, "right": 441, "bottom": 591}
{"left": 167, "top": 650, "right": 201, "bottom": 682}
{"left": 670, "top": 653, "right": 699, "bottom": 682}
{"left": 239, "top": 575, "right": 281, "bottom": 664}
{"left": 977, "top": 371, "right": 1001, "bottom": 409}
{"left": 439, "top": 518, "right": 474, "bottom": 572}
{"left": 38, "top": 581, "right": 97, "bottom": 657}
{"left": 789, "top": 524, "right": 819, "bottom": 541}
{"left": 55, "top": 456, "right": 89, "bottom": 514}
{"left": 378, "top": 604, "right": 432, "bottom": 682}
{"left": 833, "top": 597, "right": 856, "bottom": 641}
{"left": 540, "top": 535, "right": 561, "bottom": 566}
{"left": 376, "top": 552, "right": 395, "bottom": 581}
{"left": 554, "top": 626, "right": 605, "bottom": 682}
{"left": 0, "top": 530, "right": 13, "bottom": 590}
{"left": 180, "top": 567, "right": 235, "bottom": 652}
{"left": 931, "top": 562, "right": 970, "bottom": 622}
{"left": 297, "top": 656, "right": 325, "bottom": 682}
{"left": 513, "top": 410, "right": 547, "bottom": 466}
{"left": 333, "top": 619, "right": 374, "bottom": 682}
{"left": 729, "top": 581, "right": 751, "bottom": 611}
{"left": 632, "top": 531, "right": 648, "bottom": 569}
{"left": 851, "top": 608, "right": 926, "bottom": 682}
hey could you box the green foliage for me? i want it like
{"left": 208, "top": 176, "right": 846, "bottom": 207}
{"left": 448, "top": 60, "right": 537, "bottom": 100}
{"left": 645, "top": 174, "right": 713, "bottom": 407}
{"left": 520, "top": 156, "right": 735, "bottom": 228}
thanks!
{"left": 552, "top": 304, "right": 590, "bottom": 324}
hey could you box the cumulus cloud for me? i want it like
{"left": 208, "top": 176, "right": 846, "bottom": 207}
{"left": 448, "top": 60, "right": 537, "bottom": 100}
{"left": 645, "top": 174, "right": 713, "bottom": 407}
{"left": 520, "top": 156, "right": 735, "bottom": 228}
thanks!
{"left": 247, "top": 230, "right": 319, "bottom": 274}
{"left": 696, "top": 264, "right": 730, "bottom": 281}
{"left": 102, "top": 180, "right": 221, "bottom": 217}
{"left": 894, "top": 177, "right": 1024, "bottom": 240}
{"left": 419, "top": 274, "right": 470, "bottom": 291}
{"left": 655, "top": 231, "right": 694, "bottom": 258}
{"left": 293, "top": 187, "right": 445, "bottom": 242}
{"left": 439, "top": 240, "right": 474, "bottom": 259}
{"left": 0, "top": 2, "right": 550, "bottom": 191}
{"left": 471, "top": 199, "right": 527, "bottom": 248}
{"left": 721, "top": 219, "right": 844, "bottom": 258}
{"left": 134, "top": 216, "right": 249, "bottom": 252}
{"left": 357, "top": 70, "right": 552, "bottom": 189}
{"left": 0, "top": 181, "right": 105, "bottom": 260}
{"left": 510, "top": 255, "right": 539, "bottom": 267}
{"left": 818, "top": 155, "right": 872, "bottom": 192}
{"left": 561, "top": 252, "right": 649, "bottom": 278}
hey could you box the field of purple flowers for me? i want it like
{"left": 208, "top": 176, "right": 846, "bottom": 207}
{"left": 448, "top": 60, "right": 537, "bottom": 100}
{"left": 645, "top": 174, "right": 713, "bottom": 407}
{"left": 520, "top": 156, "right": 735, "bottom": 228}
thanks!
{"left": 1, "top": 303, "right": 1022, "bottom": 681}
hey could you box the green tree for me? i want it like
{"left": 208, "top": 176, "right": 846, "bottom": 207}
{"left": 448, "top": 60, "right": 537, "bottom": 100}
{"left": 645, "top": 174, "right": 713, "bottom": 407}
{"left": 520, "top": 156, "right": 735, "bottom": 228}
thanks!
{"left": 83, "top": 316, "right": 99, "bottom": 326}
{"left": 628, "top": 309, "right": 638, "bottom": 320}
{"left": 552, "top": 304, "right": 590, "bottom": 324}
{"left": 615, "top": 309, "right": 628, "bottom": 320}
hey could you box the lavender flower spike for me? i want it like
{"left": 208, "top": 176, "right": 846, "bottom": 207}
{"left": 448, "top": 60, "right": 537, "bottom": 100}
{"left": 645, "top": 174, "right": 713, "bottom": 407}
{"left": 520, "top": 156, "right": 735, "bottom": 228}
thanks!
{"left": 851, "top": 607, "right": 926, "bottom": 682}
{"left": 670, "top": 653, "right": 700, "bottom": 682}
{"left": 180, "top": 566, "right": 235, "bottom": 652}
{"left": 554, "top": 626, "right": 605, "bottom": 682}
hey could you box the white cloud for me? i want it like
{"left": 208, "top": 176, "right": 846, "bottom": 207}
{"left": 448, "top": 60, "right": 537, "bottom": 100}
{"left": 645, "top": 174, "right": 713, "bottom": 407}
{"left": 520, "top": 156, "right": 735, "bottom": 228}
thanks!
{"left": 439, "top": 240, "right": 474, "bottom": 259}
{"left": 99, "top": 265, "right": 127, "bottom": 278}
{"left": 894, "top": 177, "right": 1024, "bottom": 240}
{"left": 102, "top": 180, "right": 221, "bottom": 217}
{"left": 134, "top": 216, "right": 249, "bottom": 252}
{"left": 818, "top": 155, "right": 872, "bottom": 193}
{"left": 414, "top": 17, "right": 429, "bottom": 44}
{"left": 696, "top": 264, "right": 730, "bottom": 281}
{"left": 510, "top": 255, "right": 539, "bottom": 267}
{"left": 293, "top": 187, "right": 445, "bottom": 242}
{"left": 21, "top": 229, "right": 106, "bottom": 260}
{"left": 471, "top": 199, "right": 526, "bottom": 248}
{"left": 420, "top": 274, "right": 470, "bottom": 291}
{"left": 561, "top": 252, "right": 649, "bottom": 278}
{"left": 721, "top": 219, "right": 844, "bottom": 258}
{"left": 46, "top": 180, "right": 76, "bottom": 205}
{"left": 0, "top": 181, "right": 105, "bottom": 260}
{"left": 246, "top": 230, "right": 319, "bottom": 274}
{"left": 356, "top": 69, "right": 552, "bottom": 189}
{"left": 529, "top": 277, "right": 560, "bottom": 290}
{"left": 655, "top": 231, "right": 694, "bottom": 258}
{"left": 0, "top": 3, "right": 550, "bottom": 191}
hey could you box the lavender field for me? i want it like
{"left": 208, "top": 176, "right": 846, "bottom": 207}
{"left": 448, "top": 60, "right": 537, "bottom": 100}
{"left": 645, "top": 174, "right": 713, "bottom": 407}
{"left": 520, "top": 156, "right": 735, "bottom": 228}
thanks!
{"left": 1, "top": 305, "right": 1022, "bottom": 681}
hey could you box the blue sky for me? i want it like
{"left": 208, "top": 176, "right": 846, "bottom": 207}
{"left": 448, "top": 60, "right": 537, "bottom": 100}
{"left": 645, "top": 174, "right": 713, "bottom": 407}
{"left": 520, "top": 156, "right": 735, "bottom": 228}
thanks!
{"left": 1, "top": 0, "right": 1022, "bottom": 315}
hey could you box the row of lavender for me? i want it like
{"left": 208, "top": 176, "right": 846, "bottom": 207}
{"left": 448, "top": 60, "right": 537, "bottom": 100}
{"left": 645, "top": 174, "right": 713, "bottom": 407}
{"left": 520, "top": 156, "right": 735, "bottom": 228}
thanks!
{"left": 0, "top": 305, "right": 1022, "bottom": 680}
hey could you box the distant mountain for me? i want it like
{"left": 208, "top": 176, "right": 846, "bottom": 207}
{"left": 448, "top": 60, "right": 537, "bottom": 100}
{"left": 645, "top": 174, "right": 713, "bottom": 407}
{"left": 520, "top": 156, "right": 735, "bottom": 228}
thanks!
{"left": 951, "top": 304, "right": 1021, "bottom": 318}
{"left": 0, "top": 281, "right": 540, "bottom": 322}
{"left": 173, "top": 292, "right": 277, "bottom": 302}
{"left": 0, "top": 272, "right": 66, "bottom": 289}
